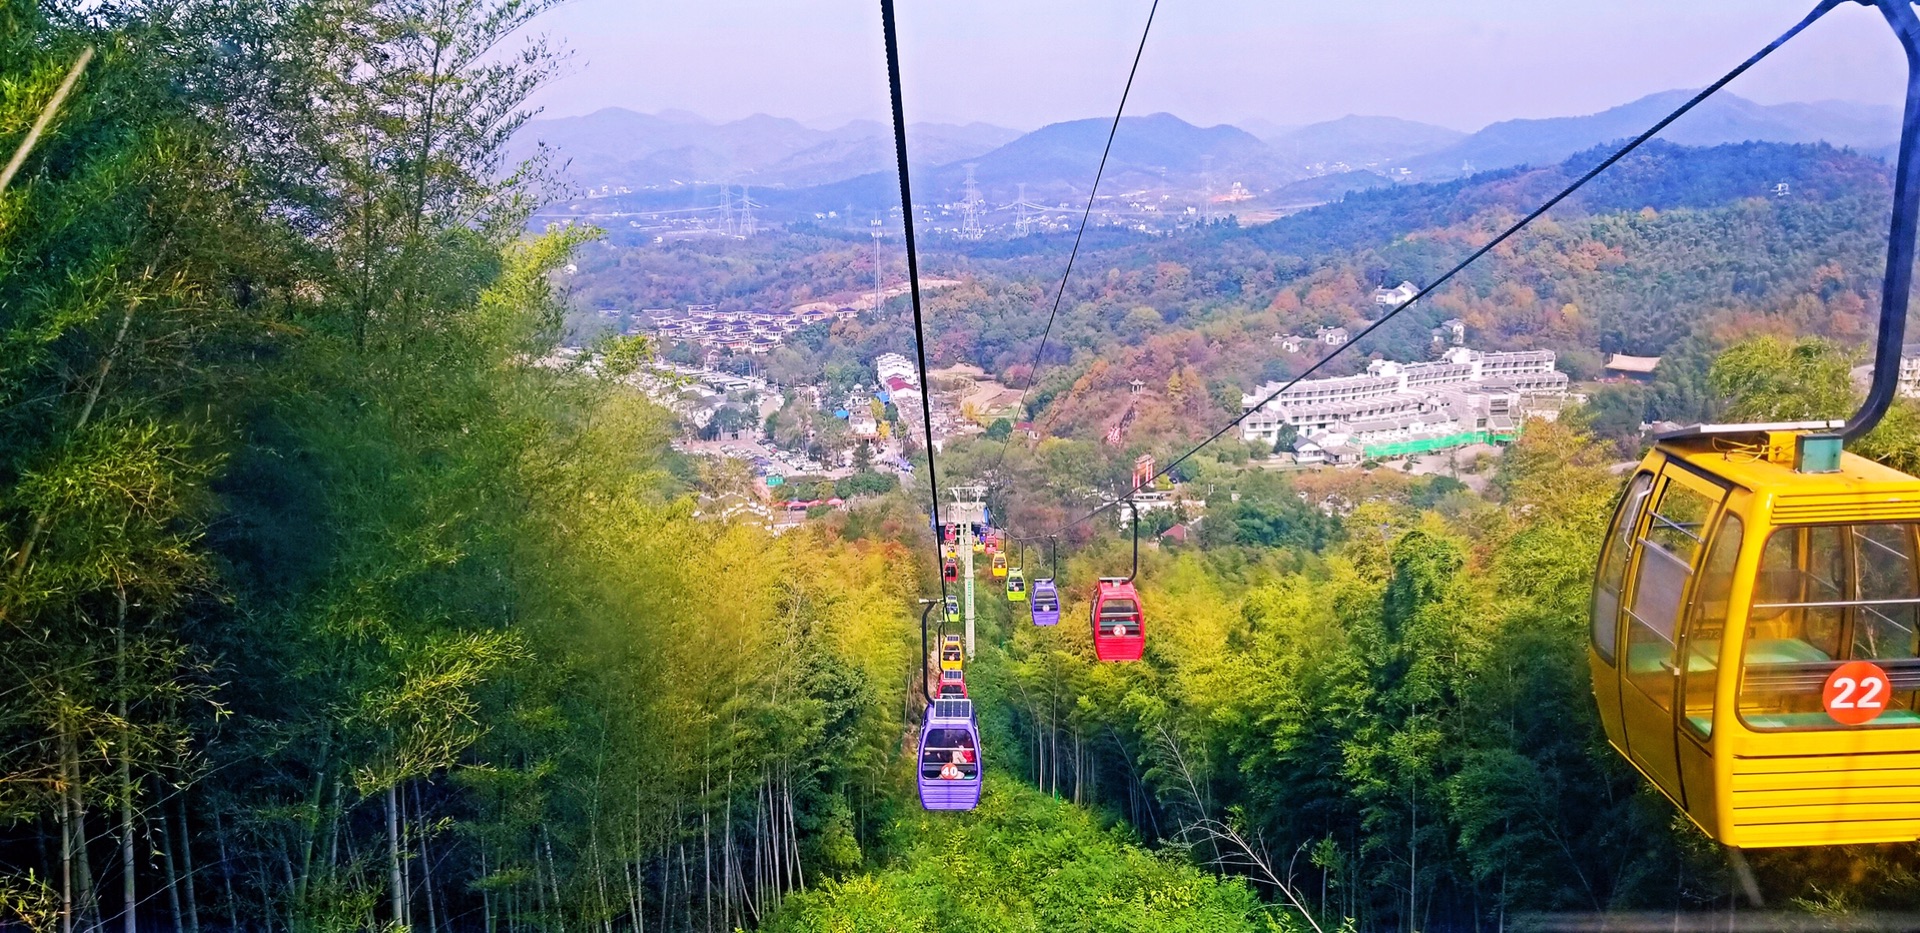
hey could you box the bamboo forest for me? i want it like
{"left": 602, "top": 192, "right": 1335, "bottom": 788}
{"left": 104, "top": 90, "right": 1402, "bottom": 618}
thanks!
{"left": 9, "top": 0, "right": 1920, "bottom": 930}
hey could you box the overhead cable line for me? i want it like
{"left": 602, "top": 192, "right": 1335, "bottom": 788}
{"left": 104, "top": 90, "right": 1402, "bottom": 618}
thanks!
{"left": 1010, "top": 0, "right": 1843, "bottom": 542}
{"left": 880, "top": 0, "right": 949, "bottom": 597}
{"left": 984, "top": 0, "right": 1161, "bottom": 481}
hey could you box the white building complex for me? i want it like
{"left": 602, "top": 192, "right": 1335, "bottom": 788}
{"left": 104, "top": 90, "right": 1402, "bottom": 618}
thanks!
{"left": 874, "top": 352, "right": 923, "bottom": 412}
{"left": 1894, "top": 343, "right": 1920, "bottom": 398}
{"left": 1849, "top": 342, "right": 1920, "bottom": 399}
{"left": 1240, "top": 347, "right": 1568, "bottom": 463}
{"left": 874, "top": 352, "right": 916, "bottom": 387}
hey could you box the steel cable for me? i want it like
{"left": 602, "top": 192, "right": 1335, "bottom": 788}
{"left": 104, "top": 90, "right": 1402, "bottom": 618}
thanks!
{"left": 983, "top": 0, "right": 1162, "bottom": 482}
{"left": 881, "top": 0, "right": 950, "bottom": 597}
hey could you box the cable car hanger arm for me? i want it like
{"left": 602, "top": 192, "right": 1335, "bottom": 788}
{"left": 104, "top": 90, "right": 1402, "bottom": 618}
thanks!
{"left": 1846, "top": 0, "right": 1920, "bottom": 440}
{"left": 918, "top": 598, "right": 938, "bottom": 703}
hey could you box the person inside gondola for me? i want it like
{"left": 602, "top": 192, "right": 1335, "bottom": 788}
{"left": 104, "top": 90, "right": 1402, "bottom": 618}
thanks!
{"left": 919, "top": 729, "right": 978, "bottom": 779}
{"left": 922, "top": 732, "right": 951, "bottom": 779}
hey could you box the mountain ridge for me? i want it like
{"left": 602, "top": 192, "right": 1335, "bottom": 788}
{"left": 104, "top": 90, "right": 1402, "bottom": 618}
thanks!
{"left": 520, "top": 93, "right": 1901, "bottom": 222}
{"left": 508, "top": 108, "right": 1021, "bottom": 190}
{"left": 1408, "top": 90, "right": 1899, "bottom": 176}
{"left": 1264, "top": 115, "right": 1467, "bottom": 169}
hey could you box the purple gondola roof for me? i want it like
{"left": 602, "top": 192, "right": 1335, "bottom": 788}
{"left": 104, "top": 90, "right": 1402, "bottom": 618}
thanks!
{"left": 927, "top": 698, "right": 973, "bottom": 723}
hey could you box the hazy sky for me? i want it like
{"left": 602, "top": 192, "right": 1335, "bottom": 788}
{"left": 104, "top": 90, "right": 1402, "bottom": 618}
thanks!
{"left": 521, "top": 1, "right": 1906, "bottom": 131}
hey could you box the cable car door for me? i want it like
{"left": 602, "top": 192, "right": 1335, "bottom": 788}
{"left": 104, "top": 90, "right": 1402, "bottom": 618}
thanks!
{"left": 1593, "top": 472, "right": 1655, "bottom": 751}
{"left": 1676, "top": 504, "right": 1744, "bottom": 839}
{"left": 1619, "top": 466, "right": 1725, "bottom": 802}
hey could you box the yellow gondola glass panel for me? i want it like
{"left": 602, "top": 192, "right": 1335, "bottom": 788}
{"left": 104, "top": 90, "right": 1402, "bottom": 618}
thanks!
{"left": 1591, "top": 435, "right": 1920, "bottom": 847}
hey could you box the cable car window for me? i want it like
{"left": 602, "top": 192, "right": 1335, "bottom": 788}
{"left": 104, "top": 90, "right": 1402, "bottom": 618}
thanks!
{"left": 1740, "top": 522, "right": 1920, "bottom": 730}
{"left": 1852, "top": 524, "right": 1920, "bottom": 662}
{"left": 1751, "top": 526, "right": 1849, "bottom": 658}
{"left": 1099, "top": 598, "right": 1140, "bottom": 636}
{"left": 1645, "top": 479, "right": 1713, "bottom": 563}
{"left": 1682, "top": 512, "right": 1742, "bottom": 738}
{"left": 919, "top": 728, "right": 978, "bottom": 781}
{"left": 1625, "top": 479, "right": 1717, "bottom": 710}
{"left": 1593, "top": 473, "right": 1654, "bottom": 662}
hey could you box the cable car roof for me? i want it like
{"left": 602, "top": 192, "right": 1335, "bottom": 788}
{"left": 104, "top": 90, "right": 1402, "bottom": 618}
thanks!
{"left": 1654, "top": 437, "right": 1920, "bottom": 503}
{"left": 928, "top": 698, "right": 973, "bottom": 723}
{"left": 1653, "top": 420, "right": 1844, "bottom": 440}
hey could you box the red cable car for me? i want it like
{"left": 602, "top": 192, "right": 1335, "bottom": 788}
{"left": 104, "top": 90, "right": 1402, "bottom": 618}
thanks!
{"left": 942, "top": 558, "right": 958, "bottom": 582}
{"left": 1090, "top": 500, "right": 1146, "bottom": 662}
{"left": 1091, "top": 578, "right": 1145, "bottom": 662}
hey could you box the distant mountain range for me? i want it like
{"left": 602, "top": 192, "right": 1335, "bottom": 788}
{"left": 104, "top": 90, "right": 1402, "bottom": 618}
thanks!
{"left": 507, "top": 110, "right": 1020, "bottom": 191}
{"left": 910, "top": 113, "right": 1284, "bottom": 200}
{"left": 1262, "top": 115, "right": 1466, "bottom": 170}
{"left": 1404, "top": 90, "right": 1899, "bottom": 177}
{"left": 520, "top": 91, "right": 1899, "bottom": 223}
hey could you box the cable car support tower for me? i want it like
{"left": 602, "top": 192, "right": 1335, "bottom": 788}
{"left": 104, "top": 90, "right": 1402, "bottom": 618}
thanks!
{"left": 960, "top": 164, "right": 985, "bottom": 241}
{"left": 870, "top": 217, "right": 885, "bottom": 311}
{"left": 949, "top": 484, "right": 988, "bottom": 657}
{"left": 1007, "top": 183, "right": 1047, "bottom": 237}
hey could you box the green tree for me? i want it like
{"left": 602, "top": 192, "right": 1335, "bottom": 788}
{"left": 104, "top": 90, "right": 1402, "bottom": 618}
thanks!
{"left": 1711, "top": 335, "right": 1920, "bottom": 473}
{"left": 1272, "top": 422, "right": 1300, "bottom": 454}
{"left": 1709, "top": 336, "right": 1856, "bottom": 422}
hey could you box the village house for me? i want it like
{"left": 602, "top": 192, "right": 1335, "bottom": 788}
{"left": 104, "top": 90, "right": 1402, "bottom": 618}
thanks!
{"left": 1373, "top": 281, "right": 1418, "bottom": 306}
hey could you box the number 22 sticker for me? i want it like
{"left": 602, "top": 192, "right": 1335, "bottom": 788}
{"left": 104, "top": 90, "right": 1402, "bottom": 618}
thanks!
{"left": 1824, "top": 660, "right": 1892, "bottom": 726}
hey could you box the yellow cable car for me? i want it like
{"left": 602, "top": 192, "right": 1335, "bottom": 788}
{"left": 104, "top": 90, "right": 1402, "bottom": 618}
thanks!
{"left": 940, "top": 633, "right": 964, "bottom": 672}
{"left": 991, "top": 553, "right": 1007, "bottom": 578}
{"left": 1592, "top": 426, "right": 1920, "bottom": 848}
{"left": 1591, "top": 5, "right": 1920, "bottom": 849}
{"left": 1007, "top": 568, "right": 1026, "bottom": 602}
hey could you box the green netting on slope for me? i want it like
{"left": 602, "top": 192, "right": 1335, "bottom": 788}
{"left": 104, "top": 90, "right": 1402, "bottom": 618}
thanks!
{"left": 1362, "top": 431, "right": 1490, "bottom": 458}
{"left": 1360, "top": 423, "right": 1528, "bottom": 458}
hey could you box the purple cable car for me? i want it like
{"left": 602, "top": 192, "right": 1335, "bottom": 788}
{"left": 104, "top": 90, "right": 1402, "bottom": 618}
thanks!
{"left": 1030, "top": 578, "right": 1060, "bottom": 626}
{"left": 917, "top": 698, "right": 981, "bottom": 811}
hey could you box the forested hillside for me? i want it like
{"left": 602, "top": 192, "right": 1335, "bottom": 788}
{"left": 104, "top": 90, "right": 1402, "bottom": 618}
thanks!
{"left": 1, "top": 2, "right": 926, "bottom": 930}
{"left": 771, "top": 402, "right": 1920, "bottom": 932}
{"left": 974, "top": 421, "right": 1726, "bottom": 929}
{"left": 11, "top": 1, "right": 1920, "bottom": 932}
{"left": 766, "top": 777, "right": 1270, "bottom": 932}
{"left": 576, "top": 139, "right": 1901, "bottom": 461}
